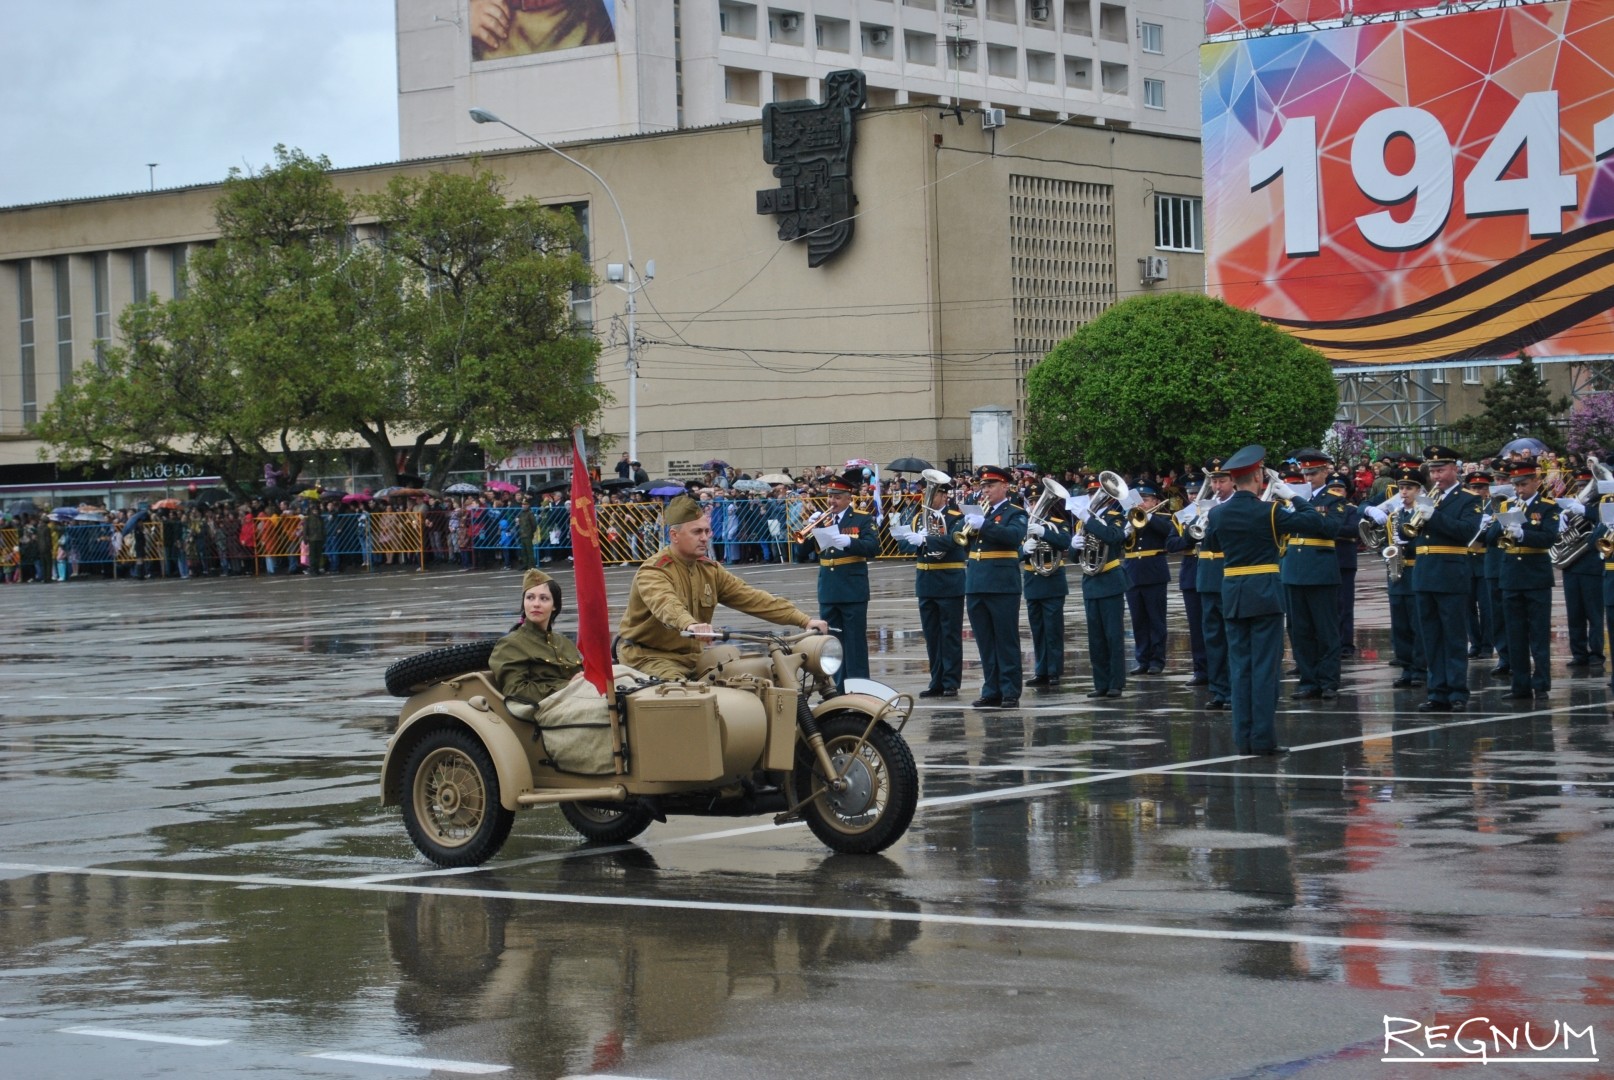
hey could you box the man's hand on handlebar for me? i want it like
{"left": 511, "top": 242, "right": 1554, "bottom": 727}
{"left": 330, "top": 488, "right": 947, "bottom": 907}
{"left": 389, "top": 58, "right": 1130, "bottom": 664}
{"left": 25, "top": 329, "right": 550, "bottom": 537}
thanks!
{"left": 684, "top": 622, "right": 719, "bottom": 638}
{"left": 806, "top": 618, "right": 831, "bottom": 635}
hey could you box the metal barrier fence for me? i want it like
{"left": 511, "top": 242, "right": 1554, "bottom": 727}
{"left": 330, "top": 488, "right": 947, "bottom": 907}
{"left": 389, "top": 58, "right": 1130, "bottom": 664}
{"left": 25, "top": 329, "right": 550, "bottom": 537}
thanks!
{"left": 3, "top": 498, "right": 931, "bottom": 579}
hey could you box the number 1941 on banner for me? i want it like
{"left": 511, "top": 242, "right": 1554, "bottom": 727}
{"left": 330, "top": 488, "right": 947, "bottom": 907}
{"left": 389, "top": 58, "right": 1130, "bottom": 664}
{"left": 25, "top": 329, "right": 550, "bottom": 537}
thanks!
{"left": 1252, "top": 91, "right": 1607, "bottom": 256}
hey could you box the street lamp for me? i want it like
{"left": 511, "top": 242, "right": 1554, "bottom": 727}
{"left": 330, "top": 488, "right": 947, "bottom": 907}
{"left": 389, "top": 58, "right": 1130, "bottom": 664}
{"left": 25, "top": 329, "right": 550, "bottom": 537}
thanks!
{"left": 469, "top": 107, "right": 649, "bottom": 465}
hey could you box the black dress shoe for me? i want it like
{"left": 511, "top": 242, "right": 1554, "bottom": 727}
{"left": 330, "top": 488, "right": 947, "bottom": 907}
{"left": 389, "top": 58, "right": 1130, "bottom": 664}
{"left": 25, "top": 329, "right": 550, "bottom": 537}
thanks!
{"left": 1234, "top": 744, "right": 1252, "bottom": 755}
{"left": 1534, "top": 690, "right": 1551, "bottom": 700}
{"left": 1105, "top": 688, "right": 1123, "bottom": 698}
{"left": 941, "top": 689, "right": 958, "bottom": 698}
{"left": 1506, "top": 690, "right": 1534, "bottom": 700}
{"left": 1025, "top": 674, "right": 1050, "bottom": 687}
{"left": 970, "top": 697, "right": 1002, "bottom": 708}
{"left": 1417, "top": 700, "right": 1451, "bottom": 713}
{"left": 1320, "top": 689, "right": 1338, "bottom": 701}
{"left": 1490, "top": 665, "right": 1511, "bottom": 677}
{"left": 1285, "top": 667, "right": 1301, "bottom": 677}
{"left": 1567, "top": 659, "right": 1590, "bottom": 669}
{"left": 1187, "top": 674, "right": 1209, "bottom": 686}
{"left": 1291, "top": 689, "right": 1321, "bottom": 701}
{"left": 1448, "top": 700, "right": 1467, "bottom": 712}
{"left": 1472, "top": 650, "right": 1494, "bottom": 660}
{"left": 1391, "top": 676, "right": 1415, "bottom": 689}
{"left": 1409, "top": 678, "right": 1425, "bottom": 687}
{"left": 919, "top": 688, "right": 944, "bottom": 698}
{"left": 1467, "top": 648, "right": 1481, "bottom": 659}
{"left": 1085, "top": 689, "right": 1109, "bottom": 699}
{"left": 1340, "top": 646, "right": 1356, "bottom": 658}
{"left": 1128, "top": 666, "right": 1148, "bottom": 676}
{"left": 1147, "top": 665, "right": 1164, "bottom": 675}
{"left": 1000, "top": 698, "right": 1021, "bottom": 708}
{"left": 1254, "top": 746, "right": 1289, "bottom": 757}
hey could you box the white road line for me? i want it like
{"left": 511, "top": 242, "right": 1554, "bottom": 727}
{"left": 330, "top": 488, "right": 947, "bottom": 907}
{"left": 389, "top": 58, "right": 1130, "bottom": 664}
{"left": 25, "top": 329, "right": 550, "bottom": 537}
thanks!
{"left": 57, "top": 1026, "right": 230, "bottom": 1046}
{"left": 8, "top": 862, "right": 1613, "bottom": 964}
{"left": 917, "top": 763, "right": 1614, "bottom": 788}
{"left": 309, "top": 1051, "right": 509, "bottom": 1073}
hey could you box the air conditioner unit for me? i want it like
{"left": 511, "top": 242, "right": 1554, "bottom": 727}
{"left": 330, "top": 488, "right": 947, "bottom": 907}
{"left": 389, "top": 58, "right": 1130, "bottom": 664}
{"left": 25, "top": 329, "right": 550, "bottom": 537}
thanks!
{"left": 952, "top": 38, "right": 974, "bottom": 59}
{"left": 779, "top": 13, "right": 800, "bottom": 33}
{"left": 1031, "top": 3, "right": 1050, "bottom": 18}
{"left": 869, "top": 28, "right": 890, "bottom": 47}
{"left": 982, "top": 107, "right": 1006, "bottom": 130}
{"left": 953, "top": 0, "right": 977, "bottom": 8}
{"left": 1140, "top": 255, "right": 1168, "bottom": 282}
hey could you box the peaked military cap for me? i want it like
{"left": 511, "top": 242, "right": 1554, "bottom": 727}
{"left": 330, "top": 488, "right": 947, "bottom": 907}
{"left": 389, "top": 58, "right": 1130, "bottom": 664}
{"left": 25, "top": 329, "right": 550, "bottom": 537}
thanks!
{"left": 977, "top": 464, "right": 1014, "bottom": 484}
{"left": 1224, "top": 445, "right": 1266, "bottom": 478}
{"left": 1423, "top": 444, "right": 1460, "bottom": 466}
{"left": 1290, "top": 447, "right": 1332, "bottom": 468}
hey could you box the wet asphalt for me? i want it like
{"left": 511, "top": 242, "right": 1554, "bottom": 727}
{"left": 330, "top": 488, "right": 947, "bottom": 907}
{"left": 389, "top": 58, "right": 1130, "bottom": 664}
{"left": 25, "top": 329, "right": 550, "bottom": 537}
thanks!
{"left": 2, "top": 558, "right": 1612, "bottom": 1079}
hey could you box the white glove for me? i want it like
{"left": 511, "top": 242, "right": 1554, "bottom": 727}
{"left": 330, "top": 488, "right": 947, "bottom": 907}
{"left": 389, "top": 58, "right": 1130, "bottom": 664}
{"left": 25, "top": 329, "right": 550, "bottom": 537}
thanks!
{"left": 1364, "top": 505, "right": 1388, "bottom": 525}
{"left": 1026, "top": 520, "right": 1046, "bottom": 538}
{"left": 965, "top": 514, "right": 985, "bottom": 530}
{"left": 1270, "top": 480, "right": 1297, "bottom": 501}
{"left": 1479, "top": 514, "right": 1494, "bottom": 531}
{"left": 1505, "top": 523, "right": 1524, "bottom": 541}
{"left": 1074, "top": 507, "right": 1092, "bottom": 523}
{"left": 1559, "top": 497, "right": 1585, "bottom": 517}
{"left": 1070, "top": 533, "right": 1087, "bottom": 551}
{"left": 1124, "top": 523, "right": 1135, "bottom": 539}
{"left": 829, "top": 533, "right": 853, "bottom": 550}
{"left": 1021, "top": 538, "right": 1039, "bottom": 555}
{"left": 902, "top": 532, "right": 924, "bottom": 550}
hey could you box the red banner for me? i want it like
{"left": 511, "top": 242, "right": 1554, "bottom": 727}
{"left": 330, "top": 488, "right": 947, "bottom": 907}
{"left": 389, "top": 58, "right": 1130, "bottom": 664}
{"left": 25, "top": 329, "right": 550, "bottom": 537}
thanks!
{"left": 569, "top": 428, "right": 613, "bottom": 696}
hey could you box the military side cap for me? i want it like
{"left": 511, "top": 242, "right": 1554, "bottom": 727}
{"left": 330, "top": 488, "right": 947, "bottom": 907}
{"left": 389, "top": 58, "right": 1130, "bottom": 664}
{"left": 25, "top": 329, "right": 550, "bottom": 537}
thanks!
{"left": 1397, "top": 465, "right": 1428, "bottom": 488}
{"left": 977, "top": 464, "right": 1014, "bottom": 484}
{"left": 1423, "top": 444, "right": 1460, "bottom": 466}
{"left": 664, "top": 494, "right": 705, "bottom": 524}
{"left": 822, "top": 471, "right": 860, "bottom": 493}
{"left": 1290, "top": 447, "right": 1332, "bottom": 468}
{"left": 1224, "top": 445, "right": 1266, "bottom": 478}
{"left": 1204, "top": 456, "right": 1229, "bottom": 477}
{"left": 521, "top": 568, "right": 553, "bottom": 592}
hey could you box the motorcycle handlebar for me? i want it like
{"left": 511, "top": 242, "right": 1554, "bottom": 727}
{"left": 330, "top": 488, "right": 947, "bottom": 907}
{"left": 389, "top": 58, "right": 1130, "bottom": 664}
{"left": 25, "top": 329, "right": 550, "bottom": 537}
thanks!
{"left": 680, "top": 627, "right": 833, "bottom": 643}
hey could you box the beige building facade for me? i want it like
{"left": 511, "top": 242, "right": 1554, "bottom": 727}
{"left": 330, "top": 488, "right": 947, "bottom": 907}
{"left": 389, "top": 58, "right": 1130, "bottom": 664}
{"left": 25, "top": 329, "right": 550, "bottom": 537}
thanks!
{"left": 0, "top": 106, "right": 1203, "bottom": 482}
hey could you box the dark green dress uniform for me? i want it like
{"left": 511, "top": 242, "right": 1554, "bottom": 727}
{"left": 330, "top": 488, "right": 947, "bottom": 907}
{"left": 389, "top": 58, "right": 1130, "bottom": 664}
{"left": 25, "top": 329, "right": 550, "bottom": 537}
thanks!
{"left": 1165, "top": 515, "right": 1206, "bottom": 683}
{"left": 1484, "top": 499, "right": 1511, "bottom": 675}
{"left": 1594, "top": 499, "right": 1614, "bottom": 690}
{"left": 1411, "top": 468, "right": 1483, "bottom": 710}
{"left": 1483, "top": 480, "right": 1562, "bottom": 697}
{"left": 1324, "top": 477, "right": 1362, "bottom": 657}
{"left": 904, "top": 502, "right": 966, "bottom": 696}
{"left": 1383, "top": 490, "right": 1426, "bottom": 687}
{"left": 814, "top": 504, "right": 881, "bottom": 690}
{"left": 1203, "top": 448, "right": 1333, "bottom": 754}
{"left": 1280, "top": 476, "right": 1345, "bottom": 699}
{"left": 965, "top": 496, "right": 1029, "bottom": 705}
{"left": 1559, "top": 473, "right": 1603, "bottom": 668}
{"left": 1124, "top": 504, "right": 1172, "bottom": 674}
{"left": 1463, "top": 475, "right": 1494, "bottom": 659}
{"left": 1196, "top": 510, "right": 1231, "bottom": 707}
{"left": 1078, "top": 499, "right": 1130, "bottom": 697}
{"left": 1022, "top": 505, "right": 1074, "bottom": 686}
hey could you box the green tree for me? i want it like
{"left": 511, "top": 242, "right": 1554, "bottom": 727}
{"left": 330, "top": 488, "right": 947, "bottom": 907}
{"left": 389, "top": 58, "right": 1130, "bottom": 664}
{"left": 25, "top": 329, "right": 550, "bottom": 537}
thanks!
{"left": 1024, "top": 294, "right": 1338, "bottom": 474}
{"left": 36, "top": 147, "right": 604, "bottom": 491}
{"left": 1448, "top": 352, "right": 1571, "bottom": 454}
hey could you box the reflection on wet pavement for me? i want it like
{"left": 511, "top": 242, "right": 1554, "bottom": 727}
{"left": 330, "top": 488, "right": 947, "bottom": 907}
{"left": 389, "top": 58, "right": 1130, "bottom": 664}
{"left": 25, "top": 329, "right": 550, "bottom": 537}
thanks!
{"left": 2, "top": 563, "right": 1612, "bottom": 1078}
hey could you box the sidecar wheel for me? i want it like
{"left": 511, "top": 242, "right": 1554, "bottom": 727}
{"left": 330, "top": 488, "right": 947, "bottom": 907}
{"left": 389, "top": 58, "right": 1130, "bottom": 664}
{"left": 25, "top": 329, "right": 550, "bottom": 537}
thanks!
{"left": 402, "top": 728, "right": 514, "bottom": 867}
{"left": 791, "top": 713, "right": 918, "bottom": 855}
{"left": 560, "top": 801, "right": 655, "bottom": 844}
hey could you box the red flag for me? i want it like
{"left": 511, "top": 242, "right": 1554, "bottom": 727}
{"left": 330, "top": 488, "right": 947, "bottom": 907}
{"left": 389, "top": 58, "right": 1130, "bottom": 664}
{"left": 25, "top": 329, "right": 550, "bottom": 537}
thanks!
{"left": 569, "top": 427, "right": 613, "bottom": 695}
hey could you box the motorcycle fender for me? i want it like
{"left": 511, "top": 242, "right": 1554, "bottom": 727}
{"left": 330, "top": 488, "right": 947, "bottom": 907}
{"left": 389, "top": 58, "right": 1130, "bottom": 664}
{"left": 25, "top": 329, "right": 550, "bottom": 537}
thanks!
{"left": 382, "top": 702, "right": 535, "bottom": 812}
{"left": 811, "top": 693, "right": 892, "bottom": 723}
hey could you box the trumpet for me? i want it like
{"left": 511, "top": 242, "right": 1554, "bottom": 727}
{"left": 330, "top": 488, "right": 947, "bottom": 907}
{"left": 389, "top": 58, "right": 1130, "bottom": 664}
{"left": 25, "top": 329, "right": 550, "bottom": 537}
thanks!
{"left": 1598, "top": 532, "right": 1614, "bottom": 559}
{"left": 1399, "top": 495, "right": 1435, "bottom": 537}
{"left": 791, "top": 506, "right": 837, "bottom": 545}
{"left": 1185, "top": 475, "right": 1213, "bottom": 540}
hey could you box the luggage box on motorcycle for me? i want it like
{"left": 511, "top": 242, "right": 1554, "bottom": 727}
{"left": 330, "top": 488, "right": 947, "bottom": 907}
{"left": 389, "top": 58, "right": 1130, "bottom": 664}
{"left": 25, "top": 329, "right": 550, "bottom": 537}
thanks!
{"left": 761, "top": 686, "right": 798, "bottom": 772}
{"left": 627, "top": 683, "right": 724, "bottom": 782}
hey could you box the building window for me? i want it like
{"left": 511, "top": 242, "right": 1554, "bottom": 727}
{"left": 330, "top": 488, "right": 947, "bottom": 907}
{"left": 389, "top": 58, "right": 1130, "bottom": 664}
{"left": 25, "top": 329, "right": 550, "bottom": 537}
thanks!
{"left": 1143, "top": 77, "right": 1164, "bottom": 110}
{"left": 1431, "top": 367, "right": 1447, "bottom": 384}
{"left": 1154, "top": 194, "right": 1203, "bottom": 252}
{"left": 55, "top": 255, "right": 72, "bottom": 389}
{"left": 93, "top": 252, "right": 110, "bottom": 370}
{"left": 132, "top": 247, "right": 148, "bottom": 302}
{"left": 171, "top": 244, "right": 188, "bottom": 299}
{"left": 1140, "top": 21, "right": 1163, "bottom": 54}
{"left": 18, "top": 263, "right": 36, "bottom": 426}
{"left": 1463, "top": 366, "right": 1481, "bottom": 384}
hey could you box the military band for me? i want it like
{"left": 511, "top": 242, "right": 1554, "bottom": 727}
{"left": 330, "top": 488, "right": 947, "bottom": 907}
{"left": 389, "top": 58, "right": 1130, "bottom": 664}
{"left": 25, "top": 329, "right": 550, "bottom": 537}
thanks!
{"left": 1405, "top": 445, "right": 1482, "bottom": 712}
{"left": 810, "top": 470, "right": 881, "bottom": 691}
{"left": 1022, "top": 482, "right": 1074, "bottom": 688}
{"left": 1073, "top": 474, "right": 1130, "bottom": 698}
{"left": 1483, "top": 456, "right": 1562, "bottom": 699}
{"left": 1124, "top": 482, "right": 1172, "bottom": 676}
{"left": 897, "top": 473, "right": 965, "bottom": 698}
{"left": 1559, "top": 463, "right": 1604, "bottom": 672}
{"left": 1463, "top": 467, "right": 1495, "bottom": 662}
{"left": 1195, "top": 461, "right": 1234, "bottom": 710}
{"left": 1325, "top": 472, "right": 1362, "bottom": 659}
{"left": 1281, "top": 449, "right": 1344, "bottom": 701}
{"left": 964, "top": 465, "right": 1029, "bottom": 708}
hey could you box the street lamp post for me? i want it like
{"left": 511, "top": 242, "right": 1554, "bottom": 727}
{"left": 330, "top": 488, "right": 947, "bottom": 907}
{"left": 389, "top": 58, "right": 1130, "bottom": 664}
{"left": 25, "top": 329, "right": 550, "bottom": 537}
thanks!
{"left": 469, "top": 107, "right": 647, "bottom": 465}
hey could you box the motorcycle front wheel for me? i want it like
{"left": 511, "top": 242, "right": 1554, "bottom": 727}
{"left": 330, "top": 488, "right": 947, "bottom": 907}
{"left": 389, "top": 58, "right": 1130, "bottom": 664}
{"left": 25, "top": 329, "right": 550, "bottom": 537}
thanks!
{"left": 791, "top": 713, "right": 918, "bottom": 855}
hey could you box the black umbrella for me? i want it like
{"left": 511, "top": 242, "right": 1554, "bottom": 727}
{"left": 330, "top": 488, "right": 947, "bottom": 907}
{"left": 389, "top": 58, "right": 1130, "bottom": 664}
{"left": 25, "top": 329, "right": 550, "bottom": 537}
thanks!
{"left": 886, "top": 456, "right": 933, "bottom": 474}
{"left": 530, "top": 477, "right": 572, "bottom": 495}
{"left": 6, "top": 499, "right": 40, "bottom": 516}
{"left": 599, "top": 477, "right": 635, "bottom": 490}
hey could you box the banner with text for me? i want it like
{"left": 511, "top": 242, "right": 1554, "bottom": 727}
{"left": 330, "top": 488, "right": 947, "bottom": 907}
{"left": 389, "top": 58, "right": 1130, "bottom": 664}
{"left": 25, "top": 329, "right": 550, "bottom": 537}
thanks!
{"left": 1202, "top": 1, "right": 1614, "bottom": 363}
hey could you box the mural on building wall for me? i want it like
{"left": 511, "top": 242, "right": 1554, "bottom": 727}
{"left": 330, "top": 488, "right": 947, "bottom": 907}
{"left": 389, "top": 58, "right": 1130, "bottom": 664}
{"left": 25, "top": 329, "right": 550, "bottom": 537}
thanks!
{"left": 470, "top": 0, "right": 615, "bottom": 62}
{"left": 1202, "top": 0, "right": 1614, "bottom": 364}
{"left": 756, "top": 69, "right": 867, "bottom": 268}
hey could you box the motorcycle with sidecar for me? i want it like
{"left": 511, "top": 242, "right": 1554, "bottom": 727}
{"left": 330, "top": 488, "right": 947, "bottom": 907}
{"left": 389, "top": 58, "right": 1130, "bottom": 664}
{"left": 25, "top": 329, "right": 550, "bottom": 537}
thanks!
{"left": 380, "top": 629, "right": 918, "bottom": 866}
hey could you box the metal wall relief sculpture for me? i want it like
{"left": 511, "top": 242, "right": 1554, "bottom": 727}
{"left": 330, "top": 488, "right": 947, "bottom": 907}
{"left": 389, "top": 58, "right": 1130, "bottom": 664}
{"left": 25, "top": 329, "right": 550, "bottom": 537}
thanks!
{"left": 755, "top": 69, "right": 866, "bottom": 268}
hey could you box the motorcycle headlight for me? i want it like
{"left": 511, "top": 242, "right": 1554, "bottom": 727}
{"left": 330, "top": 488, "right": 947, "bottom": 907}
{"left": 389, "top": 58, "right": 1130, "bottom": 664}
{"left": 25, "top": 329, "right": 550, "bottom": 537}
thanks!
{"left": 813, "top": 634, "right": 843, "bottom": 677}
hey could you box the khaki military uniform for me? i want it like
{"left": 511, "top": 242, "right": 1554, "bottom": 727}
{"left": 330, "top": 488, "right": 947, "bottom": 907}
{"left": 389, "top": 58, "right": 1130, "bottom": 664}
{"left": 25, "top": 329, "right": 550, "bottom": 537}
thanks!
{"left": 490, "top": 621, "right": 584, "bottom": 704}
{"left": 617, "top": 546, "right": 811, "bottom": 679}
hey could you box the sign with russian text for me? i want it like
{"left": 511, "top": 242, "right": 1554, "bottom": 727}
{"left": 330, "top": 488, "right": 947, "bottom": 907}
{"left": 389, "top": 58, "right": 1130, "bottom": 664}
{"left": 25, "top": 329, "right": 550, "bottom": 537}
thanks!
{"left": 488, "top": 442, "right": 572, "bottom": 472}
{"left": 1202, "top": 1, "right": 1614, "bottom": 363}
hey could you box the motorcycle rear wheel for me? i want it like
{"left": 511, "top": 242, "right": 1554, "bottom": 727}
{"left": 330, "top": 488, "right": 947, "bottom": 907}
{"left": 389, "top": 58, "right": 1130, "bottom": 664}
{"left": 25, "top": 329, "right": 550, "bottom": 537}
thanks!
{"left": 792, "top": 713, "right": 918, "bottom": 855}
{"left": 561, "top": 800, "right": 656, "bottom": 844}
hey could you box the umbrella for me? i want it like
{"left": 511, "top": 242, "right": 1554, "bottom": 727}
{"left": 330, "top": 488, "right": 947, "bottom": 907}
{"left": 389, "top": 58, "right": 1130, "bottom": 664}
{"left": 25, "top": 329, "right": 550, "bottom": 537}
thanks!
{"left": 701, "top": 459, "right": 729, "bottom": 471}
{"left": 299, "top": 487, "right": 322, "bottom": 499}
{"left": 1499, "top": 436, "right": 1550, "bottom": 456}
{"left": 342, "top": 491, "right": 372, "bottom": 504}
{"left": 756, "top": 472, "right": 792, "bottom": 485}
{"left": 632, "top": 479, "right": 686, "bottom": 496}
{"left": 152, "top": 498, "right": 182, "bottom": 510}
{"left": 7, "top": 499, "right": 40, "bottom": 516}
{"left": 599, "top": 477, "right": 635, "bottom": 491}
{"left": 193, "top": 488, "right": 234, "bottom": 506}
{"left": 885, "top": 457, "right": 932, "bottom": 474}
{"left": 485, "top": 479, "right": 521, "bottom": 494}
{"left": 733, "top": 479, "right": 771, "bottom": 493}
{"left": 49, "top": 507, "right": 79, "bottom": 521}
{"left": 444, "top": 482, "right": 482, "bottom": 495}
{"left": 530, "top": 477, "right": 572, "bottom": 495}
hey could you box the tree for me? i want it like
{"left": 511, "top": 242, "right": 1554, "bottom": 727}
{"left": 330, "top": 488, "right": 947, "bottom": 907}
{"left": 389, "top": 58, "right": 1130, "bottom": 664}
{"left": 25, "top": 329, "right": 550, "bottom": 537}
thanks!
{"left": 1567, "top": 391, "right": 1614, "bottom": 460}
{"left": 36, "top": 147, "right": 604, "bottom": 492}
{"left": 1024, "top": 293, "right": 1337, "bottom": 474}
{"left": 1448, "top": 353, "right": 1571, "bottom": 454}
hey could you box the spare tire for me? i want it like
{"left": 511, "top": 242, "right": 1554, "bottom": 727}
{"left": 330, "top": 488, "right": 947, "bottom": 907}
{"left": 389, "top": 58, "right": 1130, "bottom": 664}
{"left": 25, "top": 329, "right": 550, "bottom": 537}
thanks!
{"left": 385, "top": 640, "right": 499, "bottom": 697}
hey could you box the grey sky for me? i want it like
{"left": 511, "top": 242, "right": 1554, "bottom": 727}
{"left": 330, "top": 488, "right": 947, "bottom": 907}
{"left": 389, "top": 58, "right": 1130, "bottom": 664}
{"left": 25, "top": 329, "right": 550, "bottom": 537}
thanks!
{"left": 0, "top": 0, "right": 398, "bottom": 208}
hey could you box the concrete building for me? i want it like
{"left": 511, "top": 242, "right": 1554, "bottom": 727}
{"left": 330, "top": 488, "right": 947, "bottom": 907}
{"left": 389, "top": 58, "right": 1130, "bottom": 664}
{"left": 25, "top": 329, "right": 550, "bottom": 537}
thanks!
{"left": 0, "top": 106, "right": 1202, "bottom": 486}
{"left": 398, "top": 0, "right": 1202, "bottom": 161}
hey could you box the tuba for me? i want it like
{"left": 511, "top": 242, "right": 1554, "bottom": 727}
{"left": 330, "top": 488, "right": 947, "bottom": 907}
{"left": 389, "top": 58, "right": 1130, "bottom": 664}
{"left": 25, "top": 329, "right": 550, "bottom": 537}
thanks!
{"left": 1026, "top": 476, "right": 1070, "bottom": 576}
{"left": 1357, "top": 495, "right": 1397, "bottom": 551}
{"left": 1550, "top": 455, "right": 1611, "bottom": 567}
{"left": 1076, "top": 471, "right": 1129, "bottom": 576}
{"left": 919, "top": 467, "right": 952, "bottom": 536}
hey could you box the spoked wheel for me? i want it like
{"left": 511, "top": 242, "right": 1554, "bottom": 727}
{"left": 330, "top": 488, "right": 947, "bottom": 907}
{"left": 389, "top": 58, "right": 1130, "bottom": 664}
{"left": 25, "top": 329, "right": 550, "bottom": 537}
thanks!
{"left": 790, "top": 713, "right": 918, "bottom": 855}
{"left": 401, "top": 728, "right": 514, "bottom": 867}
{"left": 560, "top": 801, "right": 656, "bottom": 844}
